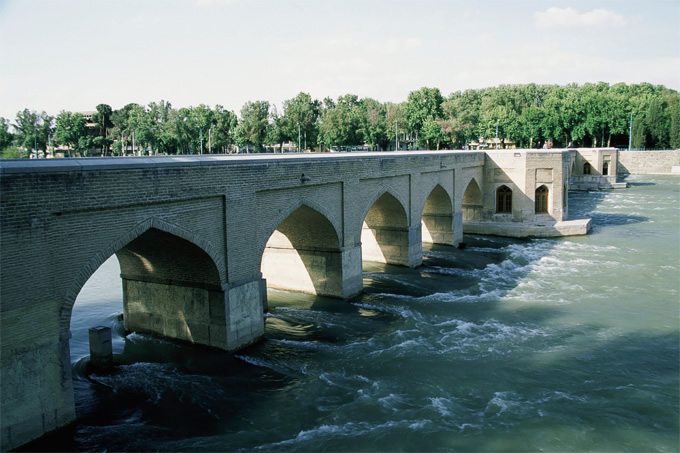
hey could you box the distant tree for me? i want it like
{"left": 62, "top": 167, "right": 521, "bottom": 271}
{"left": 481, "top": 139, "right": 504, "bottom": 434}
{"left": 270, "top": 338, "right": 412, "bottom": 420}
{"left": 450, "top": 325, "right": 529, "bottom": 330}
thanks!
{"left": 0, "top": 117, "right": 13, "bottom": 150}
{"left": 91, "top": 104, "right": 113, "bottom": 155}
{"left": 147, "top": 100, "right": 175, "bottom": 154}
{"left": 277, "top": 92, "right": 321, "bottom": 152}
{"left": 235, "top": 100, "right": 270, "bottom": 152}
{"left": 13, "top": 109, "right": 53, "bottom": 156}
{"left": 420, "top": 116, "right": 447, "bottom": 150}
{"left": 110, "top": 103, "right": 140, "bottom": 155}
{"left": 645, "top": 97, "right": 669, "bottom": 148}
{"left": 318, "top": 94, "right": 362, "bottom": 150}
{"left": 385, "top": 102, "right": 406, "bottom": 149}
{"left": 632, "top": 116, "right": 646, "bottom": 148}
{"left": 212, "top": 105, "right": 238, "bottom": 153}
{"left": 666, "top": 92, "right": 680, "bottom": 149}
{"left": 357, "top": 98, "right": 388, "bottom": 150}
{"left": 404, "top": 87, "right": 444, "bottom": 148}
{"left": 442, "top": 89, "right": 480, "bottom": 147}
{"left": 54, "top": 111, "right": 89, "bottom": 154}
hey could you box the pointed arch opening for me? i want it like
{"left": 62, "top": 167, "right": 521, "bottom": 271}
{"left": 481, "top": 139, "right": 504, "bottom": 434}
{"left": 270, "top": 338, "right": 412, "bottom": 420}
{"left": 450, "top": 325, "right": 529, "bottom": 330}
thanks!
{"left": 496, "top": 185, "right": 512, "bottom": 214}
{"left": 361, "top": 191, "right": 412, "bottom": 266}
{"left": 535, "top": 185, "right": 549, "bottom": 214}
{"left": 261, "top": 205, "right": 344, "bottom": 297}
{"left": 66, "top": 226, "right": 227, "bottom": 373}
{"left": 422, "top": 184, "right": 454, "bottom": 245}
{"left": 583, "top": 162, "right": 592, "bottom": 175}
{"left": 462, "top": 178, "right": 483, "bottom": 221}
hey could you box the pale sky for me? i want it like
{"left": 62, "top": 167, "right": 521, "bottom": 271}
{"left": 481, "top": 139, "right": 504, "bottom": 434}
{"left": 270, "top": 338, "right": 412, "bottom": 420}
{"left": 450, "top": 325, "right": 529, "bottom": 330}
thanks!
{"left": 1, "top": 0, "right": 678, "bottom": 121}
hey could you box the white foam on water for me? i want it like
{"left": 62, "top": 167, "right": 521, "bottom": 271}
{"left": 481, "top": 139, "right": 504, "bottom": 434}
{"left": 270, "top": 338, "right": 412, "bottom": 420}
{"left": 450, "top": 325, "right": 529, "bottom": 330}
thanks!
{"left": 350, "top": 301, "right": 418, "bottom": 319}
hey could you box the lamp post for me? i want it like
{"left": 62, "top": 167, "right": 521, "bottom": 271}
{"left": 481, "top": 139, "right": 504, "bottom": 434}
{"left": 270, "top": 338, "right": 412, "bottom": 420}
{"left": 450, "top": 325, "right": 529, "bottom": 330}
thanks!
{"left": 495, "top": 119, "right": 499, "bottom": 150}
{"left": 395, "top": 120, "right": 398, "bottom": 151}
{"left": 298, "top": 123, "right": 301, "bottom": 153}
{"left": 628, "top": 112, "right": 633, "bottom": 151}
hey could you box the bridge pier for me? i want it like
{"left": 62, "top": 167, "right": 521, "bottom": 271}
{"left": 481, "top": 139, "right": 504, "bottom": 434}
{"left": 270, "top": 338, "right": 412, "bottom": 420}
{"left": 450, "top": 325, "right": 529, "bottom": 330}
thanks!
{"left": 422, "top": 213, "right": 454, "bottom": 245}
{"left": 362, "top": 224, "right": 423, "bottom": 268}
{"left": 0, "top": 331, "right": 76, "bottom": 451}
{"left": 423, "top": 211, "right": 464, "bottom": 248}
{"left": 262, "top": 242, "right": 363, "bottom": 300}
{"left": 122, "top": 276, "right": 265, "bottom": 351}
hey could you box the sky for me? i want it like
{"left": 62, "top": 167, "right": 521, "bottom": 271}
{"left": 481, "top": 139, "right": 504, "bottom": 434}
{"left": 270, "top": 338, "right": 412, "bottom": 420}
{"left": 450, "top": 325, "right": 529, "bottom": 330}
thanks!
{"left": 1, "top": 0, "right": 679, "bottom": 121}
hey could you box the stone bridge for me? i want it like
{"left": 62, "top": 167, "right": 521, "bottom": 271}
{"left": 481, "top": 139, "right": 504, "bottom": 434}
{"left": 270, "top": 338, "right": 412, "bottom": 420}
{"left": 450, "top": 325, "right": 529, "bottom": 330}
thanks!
{"left": 0, "top": 149, "right": 605, "bottom": 449}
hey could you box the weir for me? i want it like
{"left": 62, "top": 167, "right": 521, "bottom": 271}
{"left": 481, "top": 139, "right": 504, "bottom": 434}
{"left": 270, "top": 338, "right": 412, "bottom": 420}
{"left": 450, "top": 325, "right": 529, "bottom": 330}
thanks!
{"left": 0, "top": 148, "right": 622, "bottom": 450}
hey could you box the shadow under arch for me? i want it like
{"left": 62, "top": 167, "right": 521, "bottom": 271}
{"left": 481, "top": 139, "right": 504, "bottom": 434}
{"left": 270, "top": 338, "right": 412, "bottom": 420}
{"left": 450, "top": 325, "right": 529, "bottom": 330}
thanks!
{"left": 462, "top": 177, "right": 483, "bottom": 222}
{"left": 261, "top": 203, "right": 347, "bottom": 298}
{"left": 421, "top": 184, "right": 454, "bottom": 245}
{"left": 60, "top": 218, "right": 227, "bottom": 350}
{"left": 361, "top": 188, "right": 419, "bottom": 267}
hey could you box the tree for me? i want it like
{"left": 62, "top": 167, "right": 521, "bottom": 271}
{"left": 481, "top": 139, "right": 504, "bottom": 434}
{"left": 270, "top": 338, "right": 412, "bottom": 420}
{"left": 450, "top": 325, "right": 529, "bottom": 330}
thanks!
{"left": 420, "top": 117, "right": 447, "bottom": 150}
{"left": 385, "top": 102, "right": 406, "bottom": 150}
{"left": 318, "top": 94, "right": 363, "bottom": 150}
{"left": 147, "top": 100, "right": 176, "bottom": 154}
{"left": 666, "top": 91, "right": 680, "bottom": 149}
{"left": 212, "top": 106, "right": 238, "bottom": 153}
{"left": 13, "top": 109, "right": 53, "bottom": 156}
{"left": 357, "top": 98, "right": 388, "bottom": 150}
{"left": 110, "top": 103, "right": 140, "bottom": 155}
{"left": 632, "top": 116, "right": 646, "bottom": 148}
{"left": 278, "top": 92, "right": 321, "bottom": 152}
{"left": 235, "top": 101, "right": 270, "bottom": 152}
{"left": 91, "top": 104, "right": 113, "bottom": 155}
{"left": 645, "top": 97, "right": 669, "bottom": 148}
{"left": 0, "top": 117, "right": 13, "bottom": 150}
{"left": 54, "top": 111, "right": 89, "bottom": 154}
{"left": 404, "top": 87, "right": 443, "bottom": 148}
{"left": 442, "top": 90, "right": 480, "bottom": 148}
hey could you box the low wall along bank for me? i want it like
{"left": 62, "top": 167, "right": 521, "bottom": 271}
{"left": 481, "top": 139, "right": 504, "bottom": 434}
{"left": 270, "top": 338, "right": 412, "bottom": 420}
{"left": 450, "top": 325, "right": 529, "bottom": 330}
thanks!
{"left": 617, "top": 150, "right": 680, "bottom": 175}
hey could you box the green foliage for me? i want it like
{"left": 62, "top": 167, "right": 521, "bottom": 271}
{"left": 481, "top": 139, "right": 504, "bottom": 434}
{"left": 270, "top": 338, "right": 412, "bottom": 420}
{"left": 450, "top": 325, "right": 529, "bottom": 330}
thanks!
{"left": 404, "top": 87, "right": 444, "bottom": 147}
{"left": 277, "top": 92, "right": 321, "bottom": 151}
{"left": 0, "top": 117, "right": 14, "bottom": 150}
{"left": 54, "top": 111, "right": 88, "bottom": 152}
{"left": 235, "top": 101, "right": 270, "bottom": 152}
{"left": 0, "top": 147, "right": 25, "bottom": 159}
{"left": 91, "top": 104, "right": 114, "bottom": 155}
{"left": 13, "top": 109, "right": 53, "bottom": 155}
{"left": 357, "top": 98, "right": 388, "bottom": 150}
{"left": 9, "top": 82, "right": 678, "bottom": 157}
{"left": 318, "top": 94, "right": 363, "bottom": 149}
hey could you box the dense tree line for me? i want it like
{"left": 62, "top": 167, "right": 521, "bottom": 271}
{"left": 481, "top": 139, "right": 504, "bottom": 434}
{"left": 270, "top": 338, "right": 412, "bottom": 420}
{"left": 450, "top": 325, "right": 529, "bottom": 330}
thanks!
{"left": 1, "top": 82, "right": 678, "bottom": 158}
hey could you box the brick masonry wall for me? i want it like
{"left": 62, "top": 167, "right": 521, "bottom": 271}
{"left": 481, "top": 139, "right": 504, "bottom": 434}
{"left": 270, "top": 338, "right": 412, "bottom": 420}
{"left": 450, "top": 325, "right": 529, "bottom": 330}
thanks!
{"left": 2, "top": 152, "right": 491, "bottom": 450}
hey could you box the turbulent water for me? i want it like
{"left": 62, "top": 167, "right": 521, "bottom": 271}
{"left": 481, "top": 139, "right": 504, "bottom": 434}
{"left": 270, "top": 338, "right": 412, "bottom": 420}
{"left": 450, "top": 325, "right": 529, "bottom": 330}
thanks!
{"left": 24, "top": 175, "right": 679, "bottom": 452}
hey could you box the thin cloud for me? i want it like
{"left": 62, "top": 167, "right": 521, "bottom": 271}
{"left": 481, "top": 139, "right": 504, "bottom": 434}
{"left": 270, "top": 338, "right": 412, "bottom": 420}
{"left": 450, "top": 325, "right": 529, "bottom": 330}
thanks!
{"left": 195, "top": 0, "right": 235, "bottom": 5}
{"left": 534, "top": 7, "right": 626, "bottom": 28}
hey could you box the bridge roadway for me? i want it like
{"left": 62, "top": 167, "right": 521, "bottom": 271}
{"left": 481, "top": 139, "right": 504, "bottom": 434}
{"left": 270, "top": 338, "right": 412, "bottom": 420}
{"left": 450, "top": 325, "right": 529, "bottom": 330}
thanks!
{"left": 1, "top": 150, "right": 495, "bottom": 449}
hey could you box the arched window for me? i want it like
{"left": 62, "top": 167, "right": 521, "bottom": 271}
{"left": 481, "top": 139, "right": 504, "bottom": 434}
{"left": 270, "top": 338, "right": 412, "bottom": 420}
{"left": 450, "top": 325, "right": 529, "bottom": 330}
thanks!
{"left": 496, "top": 185, "right": 512, "bottom": 213}
{"left": 602, "top": 161, "right": 609, "bottom": 176}
{"left": 535, "top": 185, "right": 549, "bottom": 214}
{"left": 583, "top": 162, "right": 591, "bottom": 175}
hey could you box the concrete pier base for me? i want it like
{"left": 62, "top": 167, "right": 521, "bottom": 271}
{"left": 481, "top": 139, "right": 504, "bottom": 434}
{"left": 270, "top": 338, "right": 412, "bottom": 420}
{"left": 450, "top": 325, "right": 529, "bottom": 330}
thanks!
{"left": 88, "top": 326, "right": 113, "bottom": 371}
{"left": 463, "top": 218, "right": 592, "bottom": 238}
{"left": 362, "top": 225, "right": 423, "bottom": 268}
{"left": 122, "top": 276, "right": 265, "bottom": 352}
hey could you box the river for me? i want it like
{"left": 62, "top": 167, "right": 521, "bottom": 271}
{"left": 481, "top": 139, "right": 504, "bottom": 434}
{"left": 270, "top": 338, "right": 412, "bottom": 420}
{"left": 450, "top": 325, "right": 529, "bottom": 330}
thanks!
{"left": 22, "top": 174, "right": 679, "bottom": 452}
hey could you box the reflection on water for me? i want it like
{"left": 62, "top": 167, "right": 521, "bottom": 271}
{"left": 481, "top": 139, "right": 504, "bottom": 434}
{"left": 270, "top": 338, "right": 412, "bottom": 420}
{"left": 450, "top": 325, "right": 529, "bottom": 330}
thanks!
{"left": 21, "top": 175, "right": 680, "bottom": 452}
